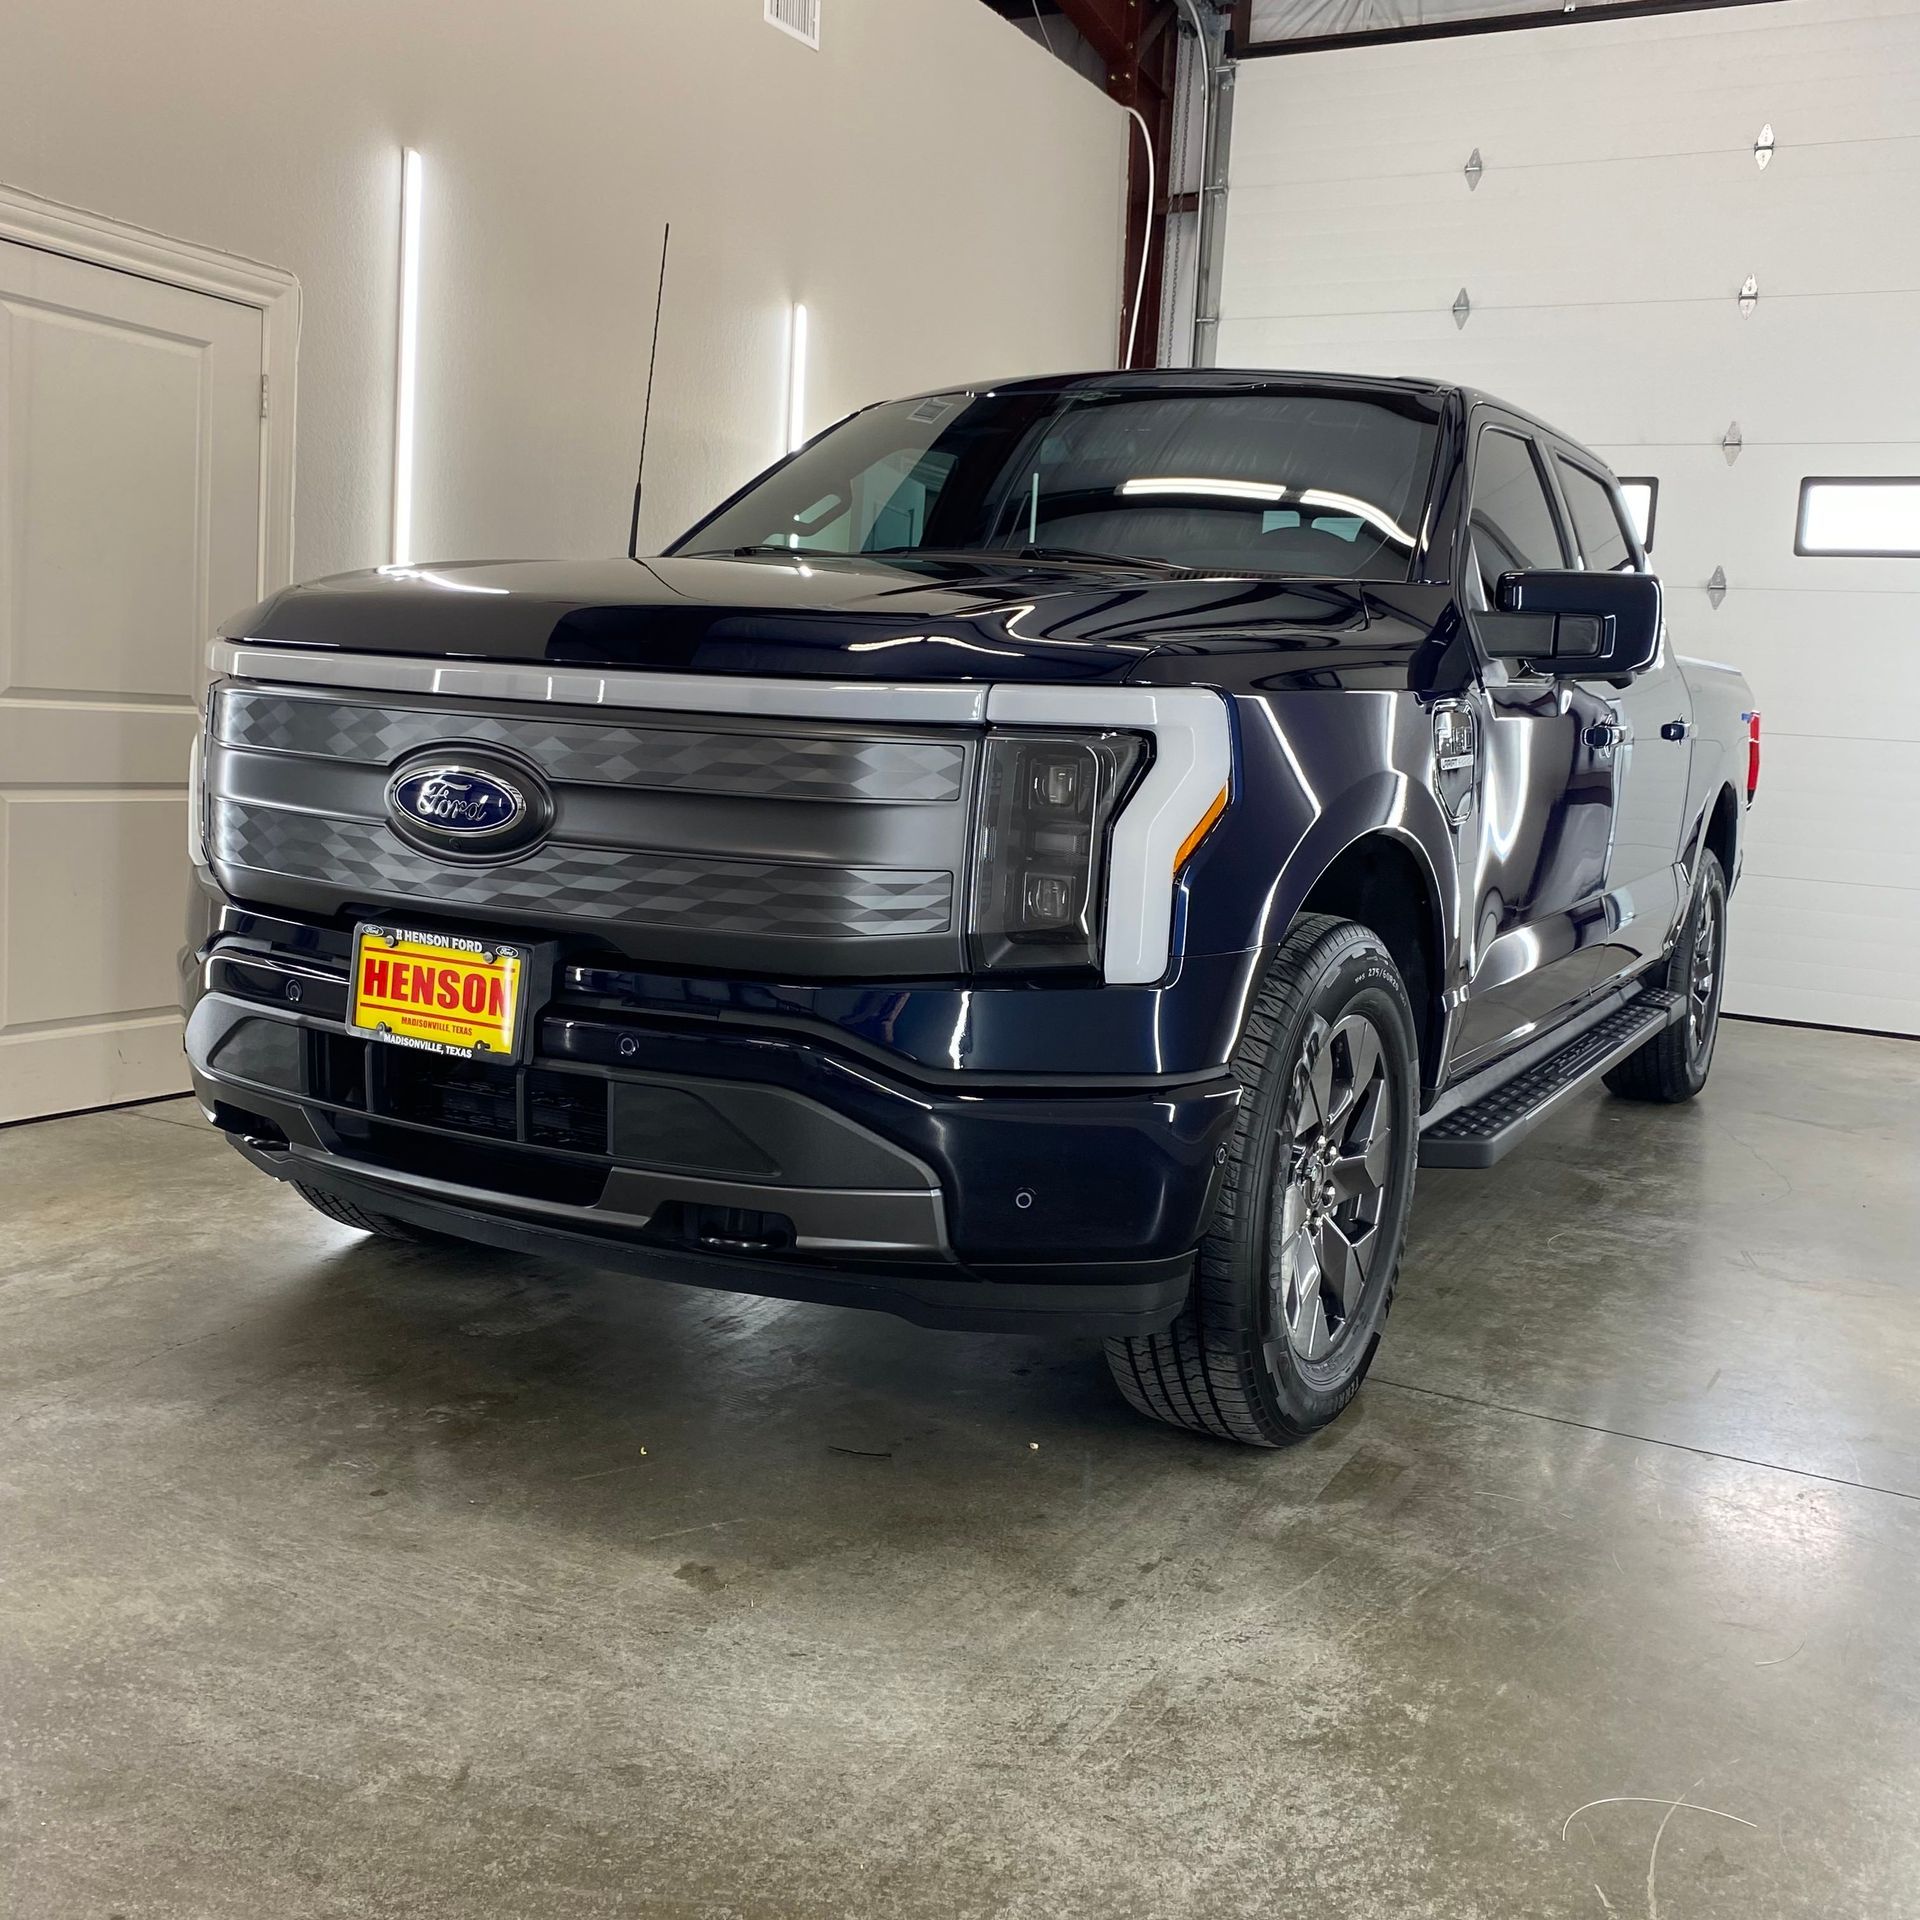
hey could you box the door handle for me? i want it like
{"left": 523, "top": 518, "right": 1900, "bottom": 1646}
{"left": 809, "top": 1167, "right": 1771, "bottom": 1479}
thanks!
{"left": 1584, "top": 721, "right": 1626, "bottom": 751}
{"left": 1660, "top": 719, "right": 1693, "bottom": 742}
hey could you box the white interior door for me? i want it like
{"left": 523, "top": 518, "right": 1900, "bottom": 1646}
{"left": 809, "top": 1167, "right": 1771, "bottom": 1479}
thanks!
{"left": 0, "top": 236, "right": 263, "bottom": 1121}
{"left": 1216, "top": 0, "right": 1920, "bottom": 1035}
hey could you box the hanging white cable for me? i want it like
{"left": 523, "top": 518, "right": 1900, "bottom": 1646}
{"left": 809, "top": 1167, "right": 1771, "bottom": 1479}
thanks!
{"left": 1123, "top": 106, "right": 1155, "bottom": 369}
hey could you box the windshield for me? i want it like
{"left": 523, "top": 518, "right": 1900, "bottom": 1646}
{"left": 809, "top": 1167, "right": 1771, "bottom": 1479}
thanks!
{"left": 671, "top": 385, "right": 1441, "bottom": 581}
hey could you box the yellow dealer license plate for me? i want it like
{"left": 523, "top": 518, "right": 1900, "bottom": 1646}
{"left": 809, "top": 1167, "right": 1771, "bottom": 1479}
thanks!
{"left": 348, "top": 925, "right": 529, "bottom": 1059}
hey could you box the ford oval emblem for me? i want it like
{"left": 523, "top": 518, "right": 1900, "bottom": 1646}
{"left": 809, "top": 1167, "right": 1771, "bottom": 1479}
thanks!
{"left": 385, "top": 753, "right": 551, "bottom": 859}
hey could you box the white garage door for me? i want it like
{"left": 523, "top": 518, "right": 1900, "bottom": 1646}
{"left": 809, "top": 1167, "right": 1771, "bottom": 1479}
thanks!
{"left": 1217, "top": 0, "right": 1920, "bottom": 1035}
{"left": 1, "top": 237, "right": 264, "bottom": 1121}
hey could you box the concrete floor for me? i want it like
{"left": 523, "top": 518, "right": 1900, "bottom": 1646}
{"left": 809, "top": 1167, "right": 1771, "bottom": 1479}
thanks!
{"left": 2, "top": 1018, "right": 1918, "bottom": 1918}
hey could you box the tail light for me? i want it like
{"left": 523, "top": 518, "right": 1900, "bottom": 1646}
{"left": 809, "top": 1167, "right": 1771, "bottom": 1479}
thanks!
{"left": 1745, "top": 710, "right": 1762, "bottom": 802}
{"left": 967, "top": 731, "right": 1147, "bottom": 974}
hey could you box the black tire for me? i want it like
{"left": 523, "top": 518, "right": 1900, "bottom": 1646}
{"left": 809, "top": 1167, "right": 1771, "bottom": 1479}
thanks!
{"left": 1603, "top": 849, "right": 1728, "bottom": 1104}
{"left": 1105, "top": 915, "right": 1421, "bottom": 1447}
{"left": 293, "top": 1181, "right": 446, "bottom": 1244}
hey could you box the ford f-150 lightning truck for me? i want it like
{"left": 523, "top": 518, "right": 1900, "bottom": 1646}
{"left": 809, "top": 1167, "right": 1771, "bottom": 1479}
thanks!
{"left": 181, "top": 372, "right": 1758, "bottom": 1446}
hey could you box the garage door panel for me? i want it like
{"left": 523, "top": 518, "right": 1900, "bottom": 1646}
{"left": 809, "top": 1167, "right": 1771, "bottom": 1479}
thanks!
{"left": 1226, "top": 150, "right": 1920, "bottom": 320}
{"left": 1232, "top": 8, "right": 1920, "bottom": 181}
{"left": 1736, "top": 737, "right": 1920, "bottom": 891}
{"left": 1600, "top": 446, "right": 1789, "bottom": 607}
{"left": 1217, "top": 290, "right": 1920, "bottom": 451}
{"left": 1665, "top": 597, "right": 1920, "bottom": 746}
{"left": 1727, "top": 873, "right": 1920, "bottom": 1032}
{"left": 1586, "top": 446, "right": 1920, "bottom": 594}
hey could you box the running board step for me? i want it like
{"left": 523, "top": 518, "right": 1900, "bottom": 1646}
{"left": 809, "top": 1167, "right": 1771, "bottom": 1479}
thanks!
{"left": 1419, "top": 989, "right": 1683, "bottom": 1170}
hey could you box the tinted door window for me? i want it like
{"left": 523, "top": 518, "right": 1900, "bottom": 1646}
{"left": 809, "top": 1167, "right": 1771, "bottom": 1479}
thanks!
{"left": 1468, "top": 427, "right": 1566, "bottom": 605}
{"left": 1557, "top": 459, "right": 1637, "bottom": 572}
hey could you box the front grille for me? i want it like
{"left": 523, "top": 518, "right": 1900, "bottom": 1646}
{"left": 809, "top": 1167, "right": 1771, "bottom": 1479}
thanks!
{"left": 209, "top": 799, "right": 954, "bottom": 938}
{"left": 215, "top": 687, "right": 968, "bottom": 803}
{"left": 526, "top": 1070, "right": 610, "bottom": 1151}
{"left": 380, "top": 1049, "right": 521, "bottom": 1141}
{"left": 205, "top": 681, "right": 975, "bottom": 971}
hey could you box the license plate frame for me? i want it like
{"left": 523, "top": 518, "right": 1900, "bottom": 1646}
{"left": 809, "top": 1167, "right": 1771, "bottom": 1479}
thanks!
{"left": 347, "top": 924, "right": 532, "bottom": 1063}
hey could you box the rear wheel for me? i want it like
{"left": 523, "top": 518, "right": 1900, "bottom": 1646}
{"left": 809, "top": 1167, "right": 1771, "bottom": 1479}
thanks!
{"left": 1604, "top": 849, "right": 1727, "bottom": 1104}
{"left": 1106, "top": 915, "right": 1420, "bottom": 1447}
{"left": 293, "top": 1182, "right": 447, "bottom": 1244}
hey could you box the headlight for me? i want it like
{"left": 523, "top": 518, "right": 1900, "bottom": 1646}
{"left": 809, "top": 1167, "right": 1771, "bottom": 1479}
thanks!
{"left": 967, "top": 731, "right": 1148, "bottom": 974}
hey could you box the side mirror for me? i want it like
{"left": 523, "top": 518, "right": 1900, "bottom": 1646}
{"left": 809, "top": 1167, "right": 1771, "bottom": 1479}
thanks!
{"left": 1483, "top": 569, "right": 1662, "bottom": 675}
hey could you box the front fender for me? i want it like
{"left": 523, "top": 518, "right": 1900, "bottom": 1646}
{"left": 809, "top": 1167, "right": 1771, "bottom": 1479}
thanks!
{"left": 1180, "top": 691, "right": 1461, "bottom": 971}
{"left": 1264, "top": 769, "right": 1458, "bottom": 962}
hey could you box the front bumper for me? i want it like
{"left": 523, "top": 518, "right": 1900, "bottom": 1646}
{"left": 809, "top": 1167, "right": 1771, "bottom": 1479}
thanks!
{"left": 183, "top": 907, "right": 1238, "bottom": 1336}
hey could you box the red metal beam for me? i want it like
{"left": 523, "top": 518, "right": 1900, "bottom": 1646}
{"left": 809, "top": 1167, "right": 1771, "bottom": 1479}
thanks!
{"left": 1055, "top": 0, "right": 1182, "bottom": 366}
{"left": 1051, "top": 0, "right": 1136, "bottom": 67}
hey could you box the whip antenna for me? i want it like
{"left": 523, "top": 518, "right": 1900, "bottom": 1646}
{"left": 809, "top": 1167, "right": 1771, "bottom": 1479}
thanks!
{"left": 627, "top": 221, "right": 671, "bottom": 558}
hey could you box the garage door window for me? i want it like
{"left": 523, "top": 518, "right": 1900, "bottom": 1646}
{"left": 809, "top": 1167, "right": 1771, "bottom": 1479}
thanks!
{"left": 1557, "top": 459, "right": 1638, "bottom": 572}
{"left": 1795, "top": 478, "right": 1920, "bottom": 557}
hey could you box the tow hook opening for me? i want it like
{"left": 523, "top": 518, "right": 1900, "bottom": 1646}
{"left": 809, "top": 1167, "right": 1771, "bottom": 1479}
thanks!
{"left": 647, "top": 1202, "right": 796, "bottom": 1256}
{"left": 213, "top": 1102, "right": 289, "bottom": 1152}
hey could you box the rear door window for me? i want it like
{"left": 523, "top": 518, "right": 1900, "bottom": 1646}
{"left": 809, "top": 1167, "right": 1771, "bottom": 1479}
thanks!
{"left": 1556, "top": 458, "right": 1638, "bottom": 572}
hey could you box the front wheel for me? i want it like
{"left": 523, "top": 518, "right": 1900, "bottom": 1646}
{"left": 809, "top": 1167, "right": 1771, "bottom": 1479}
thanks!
{"left": 1106, "top": 915, "right": 1420, "bottom": 1447}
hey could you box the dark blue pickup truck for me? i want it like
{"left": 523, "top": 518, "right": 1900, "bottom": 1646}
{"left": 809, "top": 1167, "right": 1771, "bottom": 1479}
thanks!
{"left": 182, "top": 371, "right": 1758, "bottom": 1446}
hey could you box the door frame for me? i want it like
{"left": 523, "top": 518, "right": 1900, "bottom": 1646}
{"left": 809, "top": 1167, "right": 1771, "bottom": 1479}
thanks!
{"left": 0, "top": 181, "right": 299, "bottom": 598}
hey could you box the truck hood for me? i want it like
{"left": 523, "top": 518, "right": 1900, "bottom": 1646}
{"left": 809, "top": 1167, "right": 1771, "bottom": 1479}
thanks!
{"left": 222, "top": 552, "right": 1388, "bottom": 687}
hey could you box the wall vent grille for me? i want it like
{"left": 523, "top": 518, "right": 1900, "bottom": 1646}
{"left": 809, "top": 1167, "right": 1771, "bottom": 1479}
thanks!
{"left": 765, "top": 0, "right": 820, "bottom": 48}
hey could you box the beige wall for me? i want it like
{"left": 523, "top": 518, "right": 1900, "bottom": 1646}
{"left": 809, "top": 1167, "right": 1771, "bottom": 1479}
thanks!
{"left": 0, "top": 0, "right": 1125, "bottom": 581}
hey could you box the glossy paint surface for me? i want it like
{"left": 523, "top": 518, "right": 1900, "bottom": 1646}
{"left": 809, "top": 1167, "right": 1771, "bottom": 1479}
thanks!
{"left": 186, "top": 919, "right": 1239, "bottom": 1274}
{"left": 202, "top": 372, "right": 1753, "bottom": 1098}
{"left": 224, "top": 555, "right": 1454, "bottom": 690}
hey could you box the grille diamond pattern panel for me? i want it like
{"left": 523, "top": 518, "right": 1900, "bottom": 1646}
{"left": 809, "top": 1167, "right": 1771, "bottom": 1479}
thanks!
{"left": 210, "top": 800, "right": 953, "bottom": 938}
{"left": 215, "top": 689, "right": 965, "bottom": 803}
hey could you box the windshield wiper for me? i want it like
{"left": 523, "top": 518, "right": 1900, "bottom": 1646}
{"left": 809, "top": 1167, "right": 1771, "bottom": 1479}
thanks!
{"left": 697, "top": 542, "right": 1203, "bottom": 576}
{"left": 863, "top": 544, "right": 1194, "bottom": 576}
{"left": 1010, "top": 545, "right": 1195, "bottom": 575}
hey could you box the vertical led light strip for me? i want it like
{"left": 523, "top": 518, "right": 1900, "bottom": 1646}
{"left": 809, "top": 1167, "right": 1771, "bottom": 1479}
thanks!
{"left": 785, "top": 302, "right": 809, "bottom": 455}
{"left": 391, "top": 147, "right": 424, "bottom": 565}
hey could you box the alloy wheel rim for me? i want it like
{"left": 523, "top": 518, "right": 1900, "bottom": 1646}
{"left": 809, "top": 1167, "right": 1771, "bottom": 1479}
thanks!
{"left": 1689, "top": 887, "right": 1721, "bottom": 1058}
{"left": 1267, "top": 1012, "right": 1395, "bottom": 1366}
